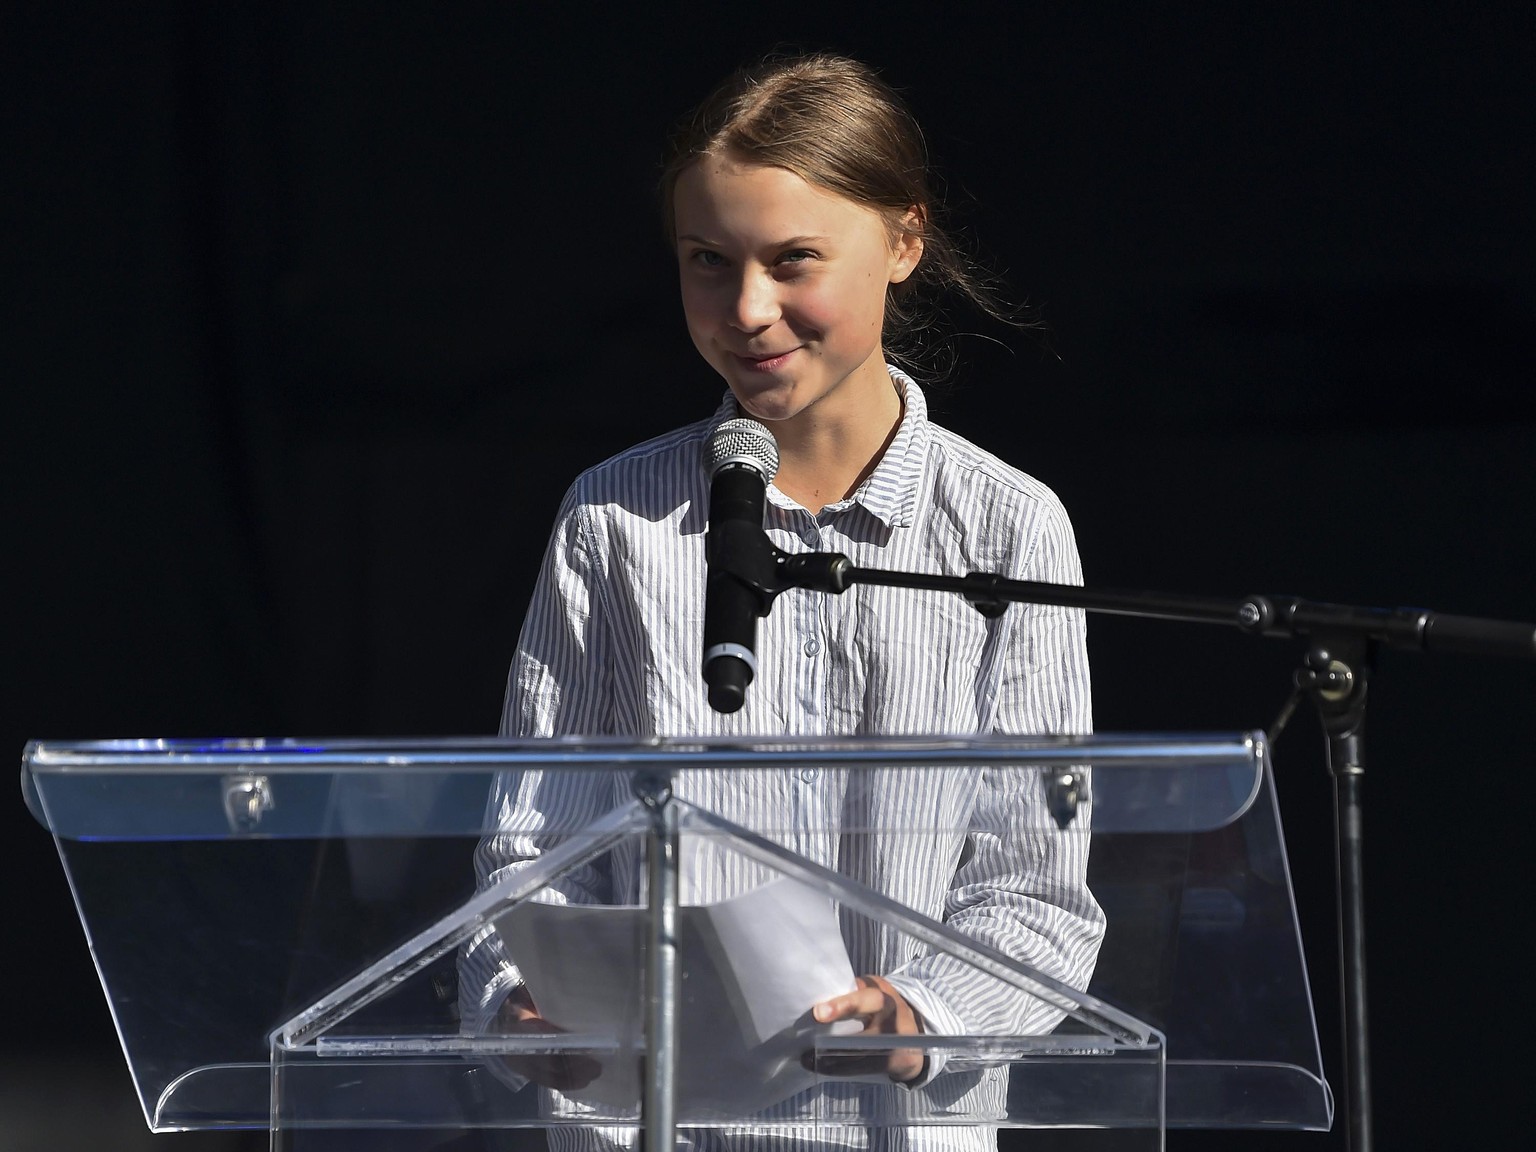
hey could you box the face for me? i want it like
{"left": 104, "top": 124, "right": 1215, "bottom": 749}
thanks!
{"left": 672, "top": 157, "right": 922, "bottom": 432}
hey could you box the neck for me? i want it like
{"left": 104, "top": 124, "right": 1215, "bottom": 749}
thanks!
{"left": 770, "top": 377, "right": 903, "bottom": 515}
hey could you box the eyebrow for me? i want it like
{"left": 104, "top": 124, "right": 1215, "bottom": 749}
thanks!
{"left": 675, "top": 234, "right": 832, "bottom": 248}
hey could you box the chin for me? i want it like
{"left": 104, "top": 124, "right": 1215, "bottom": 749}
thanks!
{"left": 724, "top": 383, "right": 797, "bottom": 426}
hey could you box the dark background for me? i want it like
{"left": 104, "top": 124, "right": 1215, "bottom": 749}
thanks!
{"left": 6, "top": 4, "right": 1534, "bottom": 1150}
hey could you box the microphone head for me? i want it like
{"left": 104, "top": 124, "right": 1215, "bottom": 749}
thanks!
{"left": 703, "top": 417, "right": 779, "bottom": 482}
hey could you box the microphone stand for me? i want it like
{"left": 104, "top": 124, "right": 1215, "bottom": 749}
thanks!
{"left": 722, "top": 544, "right": 1536, "bottom": 1152}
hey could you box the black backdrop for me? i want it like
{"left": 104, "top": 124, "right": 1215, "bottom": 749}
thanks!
{"left": 7, "top": 5, "right": 1534, "bottom": 1150}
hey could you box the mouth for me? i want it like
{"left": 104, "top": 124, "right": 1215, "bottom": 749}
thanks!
{"left": 734, "top": 348, "right": 799, "bottom": 373}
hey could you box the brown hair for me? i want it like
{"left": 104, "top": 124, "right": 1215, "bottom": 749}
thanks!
{"left": 661, "top": 52, "right": 1031, "bottom": 376}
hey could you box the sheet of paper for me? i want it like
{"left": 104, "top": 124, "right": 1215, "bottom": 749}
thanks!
{"left": 494, "top": 876, "right": 863, "bottom": 1118}
{"left": 701, "top": 874, "right": 861, "bottom": 1046}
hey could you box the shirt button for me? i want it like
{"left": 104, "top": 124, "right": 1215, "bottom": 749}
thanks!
{"left": 800, "top": 769, "right": 818, "bottom": 782}
{"left": 804, "top": 637, "right": 821, "bottom": 656}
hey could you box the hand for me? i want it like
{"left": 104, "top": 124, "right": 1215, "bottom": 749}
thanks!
{"left": 803, "top": 974, "right": 926, "bottom": 1083}
{"left": 491, "top": 987, "right": 603, "bottom": 1092}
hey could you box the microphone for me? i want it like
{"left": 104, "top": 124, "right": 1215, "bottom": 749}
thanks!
{"left": 700, "top": 417, "right": 781, "bottom": 714}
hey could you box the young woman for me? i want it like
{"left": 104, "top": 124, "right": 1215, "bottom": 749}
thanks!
{"left": 462, "top": 52, "right": 1103, "bottom": 1151}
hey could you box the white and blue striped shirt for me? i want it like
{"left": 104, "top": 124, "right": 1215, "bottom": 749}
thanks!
{"left": 464, "top": 368, "right": 1102, "bottom": 1151}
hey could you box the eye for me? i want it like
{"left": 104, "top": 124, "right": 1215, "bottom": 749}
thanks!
{"left": 688, "top": 248, "right": 727, "bottom": 268}
{"left": 777, "top": 249, "right": 816, "bottom": 265}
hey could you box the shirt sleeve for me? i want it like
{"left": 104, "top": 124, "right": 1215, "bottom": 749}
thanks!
{"left": 885, "top": 493, "right": 1104, "bottom": 1076}
{"left": 502, "top": 488, "right": 617, "bottom": 739}
{"left": 458, "top": 488, "right": 618, "bottom": 1034}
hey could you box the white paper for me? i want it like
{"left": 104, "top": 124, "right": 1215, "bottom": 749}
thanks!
{"left": 494, "top": 876, "right": 863, "bottom": 1117}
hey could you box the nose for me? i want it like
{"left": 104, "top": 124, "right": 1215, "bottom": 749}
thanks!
{"left": 729, "top": 268, "right": 780, "bottom": 332}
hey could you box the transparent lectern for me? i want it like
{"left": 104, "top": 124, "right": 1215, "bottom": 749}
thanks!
{"left": 22, "top": 733, "right": 1332, "bottom": 1150}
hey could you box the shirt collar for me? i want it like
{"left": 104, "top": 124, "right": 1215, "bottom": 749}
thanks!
{"left": 704, "top": 364, "right": 929, "bottom": 529}
{"left": 857, "top": 365, "right": 927, "bottom": 528}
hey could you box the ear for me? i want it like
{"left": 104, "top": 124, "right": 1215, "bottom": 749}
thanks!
{"left": 887, "top": 207, "right": 925, "bottom": 285}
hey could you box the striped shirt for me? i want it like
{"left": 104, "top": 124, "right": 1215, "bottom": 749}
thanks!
{"left": 462, "top": 368, "right": 1102, "bottom": 1152}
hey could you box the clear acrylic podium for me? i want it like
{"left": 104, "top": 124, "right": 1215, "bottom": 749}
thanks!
{"left": 21, "top": 733, "right": 1332, "bottom": 1149}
